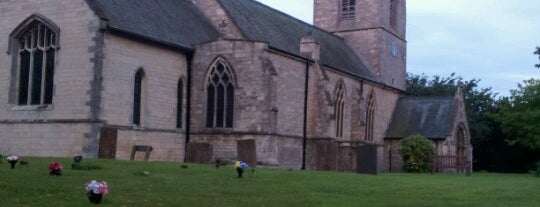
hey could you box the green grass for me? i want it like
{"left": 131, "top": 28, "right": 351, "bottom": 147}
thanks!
{"left": 0, "top": 157, "right": 538, "bottom": 207}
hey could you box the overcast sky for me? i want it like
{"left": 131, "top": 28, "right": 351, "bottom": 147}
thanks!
{"left": 257, "top": 0, "right": 540, "bottom": 96}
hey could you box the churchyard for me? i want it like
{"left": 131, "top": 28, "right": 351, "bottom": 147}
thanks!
{"left": 0, "top": 157, "right": 538, "bottom": 207}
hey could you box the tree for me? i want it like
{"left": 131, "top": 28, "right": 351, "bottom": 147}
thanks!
{"left": 406, "top": 73, "right": 498, "bottom": 147}
{"left": 406, "top": 73, "right": 502, "bottom": 171}
{"left": 535, "top": 46, "right": 540, "bottom": 68}
{"left": 400, "top": 134, "right": 434, "bottom": 173}
{"left": 495, "top": 79, "right": 540, "bottom": 149}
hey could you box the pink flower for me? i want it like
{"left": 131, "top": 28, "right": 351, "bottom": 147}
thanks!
{"left": 86, "top": 180, "right": 109, "bottom": 195}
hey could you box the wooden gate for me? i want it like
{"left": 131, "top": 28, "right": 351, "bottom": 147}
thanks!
{"left": 186, "top": 143, "right": 213, "bottom": 164}
{"left": 356, "top": 144, "right": 378, "bottom": 174}
{"left": 315, "top": 142, "right": 338, "bottom": 171}
{"left": 237, "top": 139, "right": 256, "bottom": 167}
{"left": 98, "top": 127, "right": 117, "bottom": 159}
{"left": 431, "top": 156, "right": 466, "bottom": 173}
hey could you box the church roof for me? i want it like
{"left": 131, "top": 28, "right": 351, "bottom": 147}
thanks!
{"left": 218, "top": 0, "right": 375, "bottom": 79}
{"left": 219, "top": 0, "right": 376, "bottom": 80}
{"left": 85, "top": 0, "right": 219, "bottom": 50}
{"left": 85, "top": 0, "right": 375, "bottom": 79}
{"left": 385, "top": 96, "right": 456, "bottom": 140}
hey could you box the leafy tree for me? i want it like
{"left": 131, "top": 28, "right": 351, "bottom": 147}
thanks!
{"left": 535, "top": 46, "right": 540, "bottom": 68}
{"left": 495, "top": 79, "right": 540, "bottom": 149}
{"left": 406, "top": 47, "right": 540, "bottom": 173}
{"left": 400, "top": 134, "right": 434, "bottom": 173}
{"left": 406, "top": 73, "right": 505, "bottom": 171}
{"left": 407, "top": 73, "right": 498, "bottom": 150}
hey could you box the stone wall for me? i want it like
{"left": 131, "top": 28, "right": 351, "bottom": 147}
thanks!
{"left": 101, "top": 33, "right": 187, "bottom": 130}
{"left": 314, "top": 0, "right": 407, "bottom": 90}
{"left": 267, "top": 53, "right": 305, "bottom": 137}
{"left": 191, "top": 39, "right": 268, "bottom": 132}
{"left": 115, "top": 129, "right": 185, "bottom": 162}
{"left": 0, "top": 0, "right": 100, "bottom": 120}
{"left": 0, "top": 0, "right": 102, "bottom": 157}
{"left": 314, "top": 0, "right": 406, "bottom": 37}
{"left": 0, "top": 123, "right": 91, "bottom": 157}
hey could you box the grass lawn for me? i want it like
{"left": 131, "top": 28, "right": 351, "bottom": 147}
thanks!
{"left": 0, "top": 157, "right": 538, "bottom": 207}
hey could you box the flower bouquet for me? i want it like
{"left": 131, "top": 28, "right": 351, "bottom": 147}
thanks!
{"left": 7, "top": 155, "right": 19, "bottom": 169}
{"left": 48, "top": 161, "right": 63, "bottom": 176}
{"left": 72, "top": 155, "right": 83, "bottom": 169}
{"left": 85, "top": 180, "right": 109, "bottom": 204}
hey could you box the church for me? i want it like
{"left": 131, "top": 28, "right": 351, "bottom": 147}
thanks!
{"left": 0, "top": 0, "right": 471, "bottom": 172}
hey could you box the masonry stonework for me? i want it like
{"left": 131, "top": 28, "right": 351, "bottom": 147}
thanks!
{"left": 0, "top": 0, "right": 472, "bottom": 173}
{"left": 0, "top": 0, "right": 102, "bottom": 157}
{"left": 314, "top": 0, "right": 407, "bottom": 90}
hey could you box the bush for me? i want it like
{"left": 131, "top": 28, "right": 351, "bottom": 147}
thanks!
{"left": 400, "top": 134, "right": 435, "bottom": 173}
{"left": 534, "top": 161, "right": 540, "bottom": 177}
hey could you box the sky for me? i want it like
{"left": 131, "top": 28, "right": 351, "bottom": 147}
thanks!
{"left": 257, "top": 0, "right": 540, "bottom": 96}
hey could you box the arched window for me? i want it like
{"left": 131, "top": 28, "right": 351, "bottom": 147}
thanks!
{"left": 341, "top": 0, "right": 356, "bottom": 20}
{"left": 176, "top": 79, "right": 183, "bottom": 129}
{"left": 12, "top": 18, "right": 58, "bottom": 106}
{"left": 365, "top": 93, "right": 376, "bottom": 141}
{"left": 206, "top": 58, "right": 235, "bottom": 128}
{"left": 133, "top": 69, "right": 144, "bottom": 125}
{"left": 335, "top": 84, "right": 346, "bottom": 138}
{"left": 456, "top": 126, "right": 466, "bottom": 157}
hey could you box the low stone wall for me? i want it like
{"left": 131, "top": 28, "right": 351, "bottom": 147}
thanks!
{"left": 115, "top": 129, "right": 185, "bottom": 162}
{"left": 0, "top": 123, "right": 90, "bottom": 157}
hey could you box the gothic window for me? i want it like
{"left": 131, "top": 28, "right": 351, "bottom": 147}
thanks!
{"left": 365, "top": 93, "right": 375, "bottom": 141}
{"left": 176, "top": 79, "right": 183, "bottom": 129}
{"left": 206, "top": 58, "right": 235, "bottom": 128}
{"left": 390, "top": 0, "right": 398, "bottom": 29}
{"left": 15, "top": 21, "right": 58, "bottom": 106}
{"left": 341, "top": 0, "right": 356, "bottom": 20}
{"left": 133, "top": 69, "right": 144, "bottom": 125}
{"left": 457, "top": 126, "right": 466, "bottom": 157}
{"left": 335, "top": 84, "right": 346, "bottom": 138}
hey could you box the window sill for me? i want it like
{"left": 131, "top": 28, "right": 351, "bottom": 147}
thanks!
{"left": 11, "top": 104, "right": 53, "bottom": 111}
{"left": 205, "top": 128, "right": 234, "bottom": 133}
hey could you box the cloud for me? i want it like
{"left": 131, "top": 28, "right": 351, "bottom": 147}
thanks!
{"left": 407, "top": 0, "right": 540, "bottom": 96}
{"left": 258, "top": 0, "right": 540, "bottom": 96}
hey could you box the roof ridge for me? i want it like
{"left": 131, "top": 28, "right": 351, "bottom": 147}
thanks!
{"left": 248, "top": 0, "right": 344, "bottom": 41}
{"left": 403, "top": 96, "right": 455, "bottom": 100}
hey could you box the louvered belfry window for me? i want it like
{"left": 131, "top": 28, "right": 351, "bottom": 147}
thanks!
{"left": 335, "top": 84, "right": 346, "bottom": 138}
{"left": 341, "top": 0, "right": 356, "bottom": 20}
{"left": 17, "top": 22, "right": 57, "bottom": 105}
{"left": 206, "top": 59, "right": 235, "bottom": 128}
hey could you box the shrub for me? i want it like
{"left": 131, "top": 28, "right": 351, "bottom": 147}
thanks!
{"left": 534, "top": 161, "right": 540, "bottom": 177}
{"left": 400, "top": 134, "right": 435, "bottom": 173}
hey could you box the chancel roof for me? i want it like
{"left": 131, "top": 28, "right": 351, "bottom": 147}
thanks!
{"left": 85, "top": 0, "right": 220, "bottom": 50}
{"left": 85, "top": 0, "right": 376, "bottom": 80}
{"left": 386, "top": 97, "right": 457, "bottom": 140}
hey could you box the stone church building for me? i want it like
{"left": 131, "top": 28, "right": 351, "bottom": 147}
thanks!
{"left": 0, "top": 0, "right": 472, "bottom": 172}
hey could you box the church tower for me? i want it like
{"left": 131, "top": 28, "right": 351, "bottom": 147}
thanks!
{"left": 314, "top": 0, "right": 406, "bottom": 90}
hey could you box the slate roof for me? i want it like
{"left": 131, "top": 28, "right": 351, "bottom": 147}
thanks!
{"left": 218, "top": 0, "right": 376, "bottom": 80}
{"left": 85, "top": 0, "right": 219, "bottom": 50}
{"left": 385, "top": 97, "right": 456, "bottom": 140}
{"left": 85, "top": 0, "right": 375, "bottom": 80}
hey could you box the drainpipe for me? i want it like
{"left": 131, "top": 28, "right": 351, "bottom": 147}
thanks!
{"left": 184, "top": 52, "right": 194, "bottom": 162}
{"left": 301, "top": 59, "right": 309, "bottom": 170}
{"left": 299, "top": 34, "right": 318, "bottom": 170}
